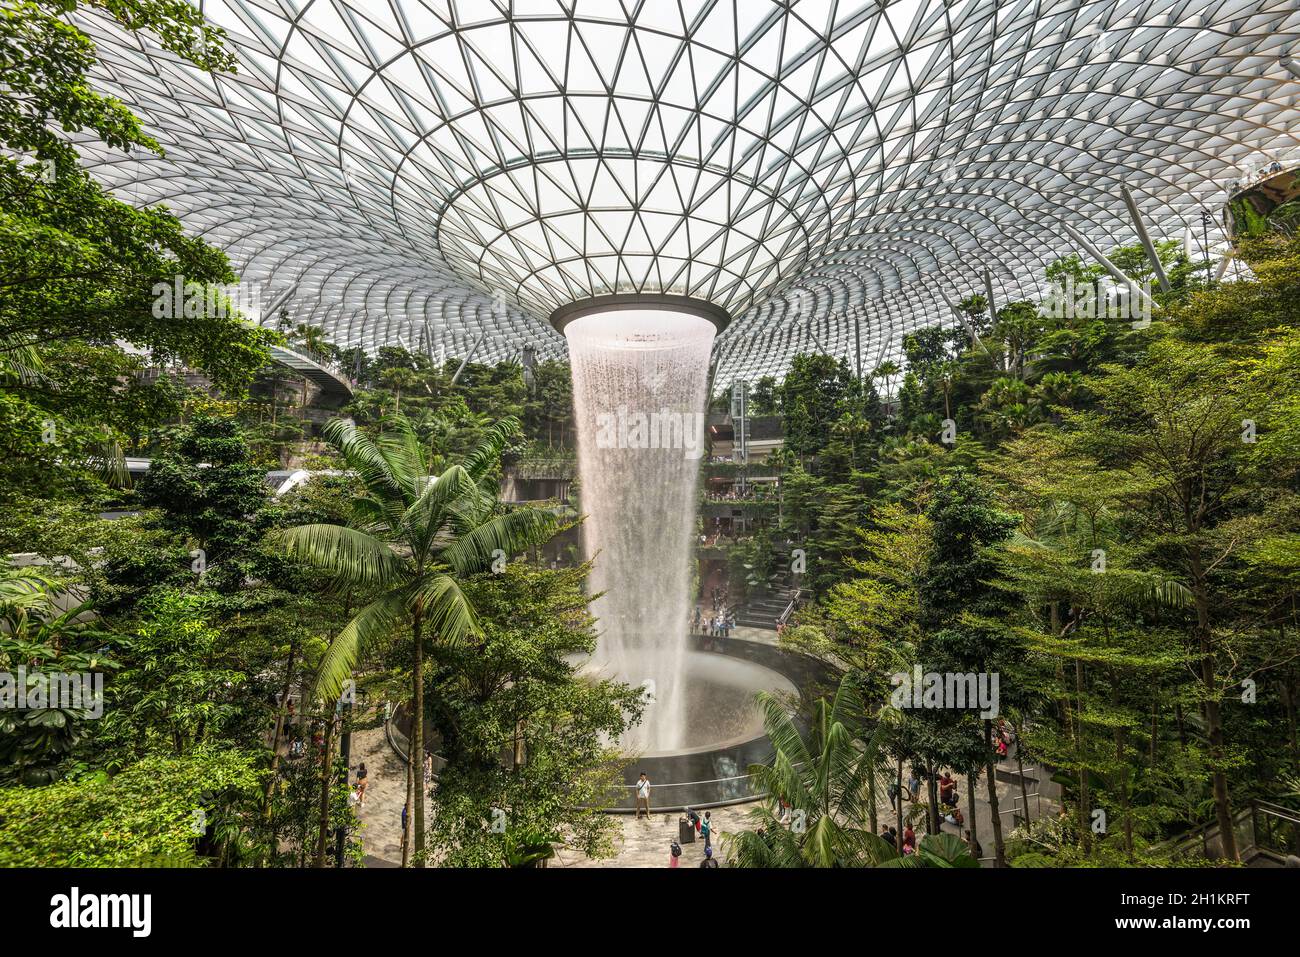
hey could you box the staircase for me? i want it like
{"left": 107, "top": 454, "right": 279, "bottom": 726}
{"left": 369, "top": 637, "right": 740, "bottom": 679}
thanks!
{"left": 734, "top": 583, "right": 799, "bottom": 630}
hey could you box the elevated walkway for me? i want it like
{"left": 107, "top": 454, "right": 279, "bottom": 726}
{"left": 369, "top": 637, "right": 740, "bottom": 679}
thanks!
{"left": 266, "top": 344, "right": 353, "bottom": 406}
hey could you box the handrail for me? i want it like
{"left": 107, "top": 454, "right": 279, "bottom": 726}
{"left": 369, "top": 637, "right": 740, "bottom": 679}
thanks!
{"left": 1252, "top": 799, "right": 1300, "bottom": 823}
{"left": 777, "top": 589, "right": 800, "bottom": 626}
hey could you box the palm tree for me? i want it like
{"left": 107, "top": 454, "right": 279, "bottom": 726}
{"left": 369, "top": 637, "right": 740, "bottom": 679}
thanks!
{"left": 878, "top": 831, "right": 979, "bottom": 868}
{"left": 872, "top": 360, "right": 901, "bottom": 399}
{"left": 277, "top": 414, "right": 557, "bottom": 866}
{"left": 290, "top": 323, "right": 328, "bottom": 360}
{"left": 728, "top": 673, "right": 896, "bottom": 867}
{"left": 378, "top": 366, "right": 423, "bottom": 414}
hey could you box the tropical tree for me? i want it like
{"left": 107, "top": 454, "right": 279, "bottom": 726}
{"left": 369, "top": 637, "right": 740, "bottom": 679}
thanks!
{"left": 0, "top": 563, "right": 115, "bottom": 785}
{"left": 728, "top": 673, "right": 896, "bottom": 867}
{"left": 276, "top": 414, "right": 557, "bottom": 865}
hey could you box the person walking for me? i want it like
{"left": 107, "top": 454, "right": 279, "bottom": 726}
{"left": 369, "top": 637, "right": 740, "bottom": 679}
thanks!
{"left": 699, "top": 846, "right": 719, "bottom": 868}
{"left": 635, "top": 772, "right": 652, "bottom": 819}
{"left": 356, "top": 761, "right": 368, "bottom": 805}
{"left": 701, "top": 810, "right": 712, "bottom": 850}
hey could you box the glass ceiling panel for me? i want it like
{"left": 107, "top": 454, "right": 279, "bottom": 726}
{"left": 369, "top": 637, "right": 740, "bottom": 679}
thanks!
{"left": 68, "top": 0, "right": 1300, "bottom": 382}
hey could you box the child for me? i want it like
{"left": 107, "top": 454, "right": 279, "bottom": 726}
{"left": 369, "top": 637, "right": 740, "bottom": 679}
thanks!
{"left": 669, "top": 840, "right": 681, "bottom": 868}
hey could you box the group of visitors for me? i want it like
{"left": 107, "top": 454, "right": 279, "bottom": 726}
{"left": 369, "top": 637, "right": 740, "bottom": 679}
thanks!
{"left": 882, "top": 763, "right": 985, "bottom": 861}
{"left": 993, "top": 718, "right": 1013, "bottom": 760}
{"left": 1229, "top": 159, "right": 1287, "bottom": 193}
{"left": 879, "top": 823, "right": 917, "bottom": 854}
{"left": 669, "top": 808, "right": 718, "bottom": 868}
{"left": 693, "top": 605, "right": 734, "bottom": 639}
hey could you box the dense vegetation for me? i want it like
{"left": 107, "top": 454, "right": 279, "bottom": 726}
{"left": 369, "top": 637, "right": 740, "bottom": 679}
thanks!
{"left": 3, "top": 0, "right": 1296, "bottom": 871}
{"left": 743, "top": 234, "right": 1300, "bottom": 866}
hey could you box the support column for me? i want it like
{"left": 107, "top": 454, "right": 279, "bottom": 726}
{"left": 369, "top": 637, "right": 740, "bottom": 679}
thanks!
{"left": 1120, "top": 184, "right": 1171, "bottom": 292}
{"left": 1058, "top": 220, "right": 1162, "bottom": 313}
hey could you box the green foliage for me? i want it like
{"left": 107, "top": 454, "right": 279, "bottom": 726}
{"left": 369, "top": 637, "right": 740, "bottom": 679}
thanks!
{"left": 728, "top": 673, "right": 900, "bottom": 868}
{"left": 97, "top": 589, "right": 249, "bottom": 764}
{"left": 136, "top": 416, "right": 273, "bottom": 590}
{"left": 0, "top": 0, "right": 272, "bottom": 518}
{"left": 0, "top": 749, "right": 261, "bottom": 866}
{"left": 425, "top": 563, "right": 642, "bottom": 866}
{"left": 0, "top": 564, "right": 117, "bottom": 784}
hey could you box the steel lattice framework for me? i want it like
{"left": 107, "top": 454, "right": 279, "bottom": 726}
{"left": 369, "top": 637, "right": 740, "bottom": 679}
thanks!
{"left": 74, "top": 0, "right": 1300, "bottom": 383}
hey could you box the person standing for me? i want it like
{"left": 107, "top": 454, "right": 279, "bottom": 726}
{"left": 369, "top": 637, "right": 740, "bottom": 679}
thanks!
{"left": 701, "top": 810, "right": 712, "bottom": 850}
{"left": 635, "top": 772, "right": 651, "bottom": 819}
{"left": 699, "top": 846, "right": 719, "bottom": 868}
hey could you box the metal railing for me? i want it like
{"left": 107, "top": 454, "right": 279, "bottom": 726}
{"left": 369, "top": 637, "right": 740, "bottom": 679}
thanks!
{"left": 776, "top": 589, "right": 801, "bottom": 627}
{"left": 1251, "top": 800, "right": 1300, "bottom": 860}
{"left": 582, "top": 773, "right": 770, "bottom": 814}
{"left": 1156, "top": 799, "right": 1300, "bottom": 863}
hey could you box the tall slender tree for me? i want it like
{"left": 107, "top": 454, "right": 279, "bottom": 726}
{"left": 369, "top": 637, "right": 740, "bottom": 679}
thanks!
{"left": 277, "top": 414, "right": 556, "bottom": 865}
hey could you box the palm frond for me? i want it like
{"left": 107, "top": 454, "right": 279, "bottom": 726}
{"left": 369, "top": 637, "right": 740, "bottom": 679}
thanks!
{"left": 373, "top": 414, "right": 428, "bottom": 499}
{"left": 460, "top": 416, "right": 521, "bottom": 481}
{"left": 323, "top": 417, "right": 405, "bottom": 503}
{"left": 276, "top": 524, "right": 407, "bottom": 588}
{"left": 410, "top": 573, "right": 480, "bottom": 646}
{"left": 0, "top": 335, "right": 46, "bottom": 386}
{"left": 440, "top": 507, "right": 558, "bottom": 576}
{"left": 402, "top": 465, "right": 475, "bottom": 552}
{"left": 311, "top": 591, "right": 410, "bottom": 702}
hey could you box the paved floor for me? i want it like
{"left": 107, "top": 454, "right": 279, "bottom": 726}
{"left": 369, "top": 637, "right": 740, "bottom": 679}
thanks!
{"left": 552, "top": 807, "right": 750, "bottom": 868}
{"left": 346, "top": 628, "right": 1055, "bottom": 867}
{"left": 350, "top": 723, "right": 410, "bottom": 865}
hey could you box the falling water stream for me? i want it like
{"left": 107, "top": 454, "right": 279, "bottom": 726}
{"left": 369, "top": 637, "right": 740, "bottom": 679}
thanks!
{"left": 566, "top": 308, "right": 716, "bottom": 753}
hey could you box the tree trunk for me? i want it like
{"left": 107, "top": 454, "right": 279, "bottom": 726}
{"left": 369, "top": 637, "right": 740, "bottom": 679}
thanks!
{"left": 983, "top": 720, "right": 1005, "bottom": 867}
{"left": 1190, "top": 556, "right": 1239, "bottom": 862}
{"left": 314, "top": 715, "right": 335, "bottom": 868}
{"left": 401, "top": 744, "right": 412, "bottom": 868}
{"left": 926, "top": 764, "right": 940, "bottom": 835}
{"left": 1149, "top": 696, "right": 1159, "bottom": 770}
{"left": 896, "top": 758, "right": 905, "bottom": 854}
{"left": 1013, "top": 725, "right": 1030, "bottom": 826}
{"left": 412, "top": 607, "right": 426, "bottom": 866}
{"left": 966, "top": 770, "right": 980, "bottom": 858}
{"left": 1110, "top": 672, "right": 1134, "bottom": 861}
{"left": 263, "top": 639, "right": 298, "bottom": 822}
{"left": 867, "top": 762, "right": 877, "bottom": 836}
{"left": 1075, "top": 658, "right": 1091, "bottom": 855}
{"left": 1117, "top": 726, "right": 1134, "bottom": 861}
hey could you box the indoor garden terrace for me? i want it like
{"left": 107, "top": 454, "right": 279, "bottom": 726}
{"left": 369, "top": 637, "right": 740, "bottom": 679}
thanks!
{"left": 0, "top": 0, "right": 1297, "bottom": 938}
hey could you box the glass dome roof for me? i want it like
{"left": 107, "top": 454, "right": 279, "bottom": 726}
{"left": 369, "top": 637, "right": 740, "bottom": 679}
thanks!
{"left": 73, "top": 0, "right": 1300, "bottom": 381}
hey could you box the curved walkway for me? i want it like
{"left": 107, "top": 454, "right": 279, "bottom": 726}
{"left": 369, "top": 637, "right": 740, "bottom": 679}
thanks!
{"left": 267, "top": 344, "right": 353, "bottom": 405}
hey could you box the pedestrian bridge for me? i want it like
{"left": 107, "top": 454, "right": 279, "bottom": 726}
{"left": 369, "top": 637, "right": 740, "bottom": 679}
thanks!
{"left": 267, "top": 344, "right": 353, "bottom": 406}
